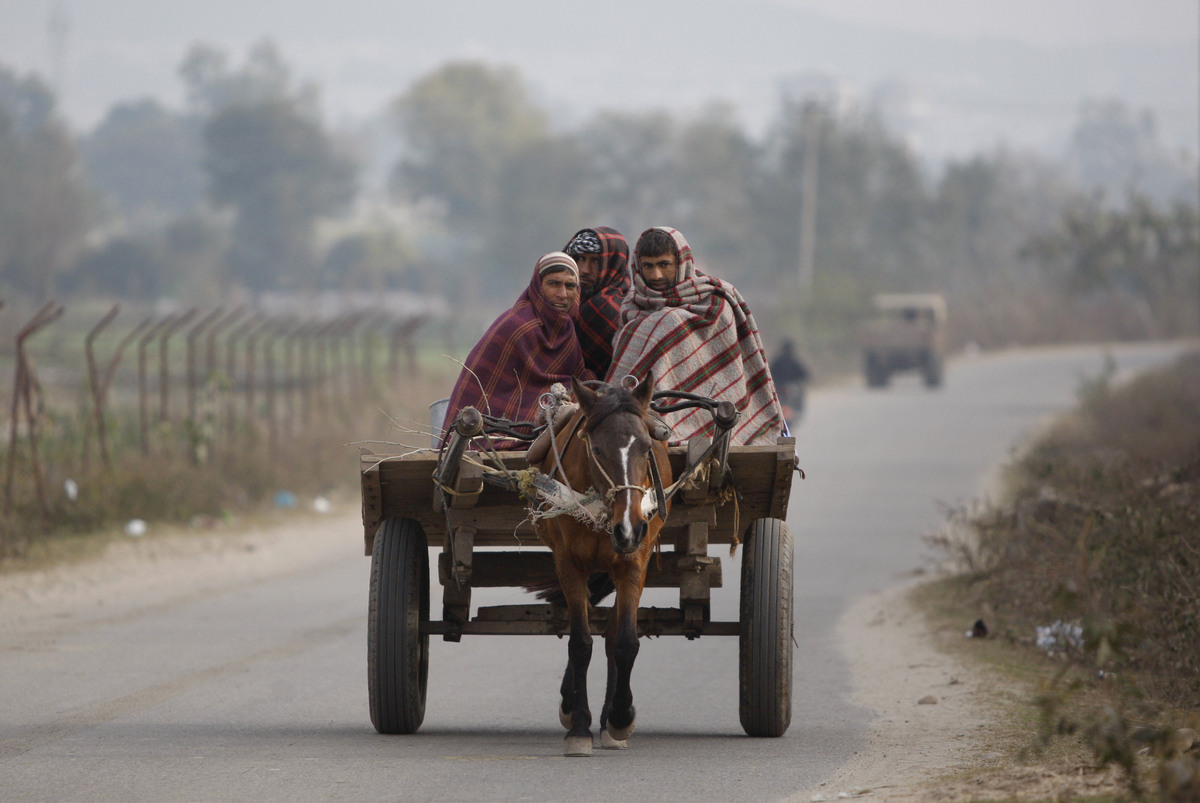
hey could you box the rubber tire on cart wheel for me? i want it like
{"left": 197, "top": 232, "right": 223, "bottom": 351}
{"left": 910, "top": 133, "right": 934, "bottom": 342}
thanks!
{"left": 739, "top": 517, "right": 794, "bottom": 737}
{"left": 368, "top": 517, "right": 429, "bottom": 734}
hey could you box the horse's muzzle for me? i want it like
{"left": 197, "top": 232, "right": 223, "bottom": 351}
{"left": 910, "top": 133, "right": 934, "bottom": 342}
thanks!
{"left": 611, "top": 520, "right": 648, "bottom": 554}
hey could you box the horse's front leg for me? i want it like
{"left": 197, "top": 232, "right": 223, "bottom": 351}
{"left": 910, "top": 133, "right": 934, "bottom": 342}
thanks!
{"left": 556, "top": 559, "right": 594, "bottom": 757}
{"left": 600, "top": 559, "right": 645, "bottom": 748}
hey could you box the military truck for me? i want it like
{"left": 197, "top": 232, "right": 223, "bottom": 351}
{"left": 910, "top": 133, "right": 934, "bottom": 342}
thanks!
{"left": 859, "top": 293, "right": 947, "bottom": 389}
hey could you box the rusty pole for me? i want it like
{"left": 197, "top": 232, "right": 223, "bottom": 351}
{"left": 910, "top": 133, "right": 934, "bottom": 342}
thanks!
{"left": 98, "top": 317, "right": 151, "bottom": 465}
{"left": 185, "top": 307, "right": 223, "bottom": 426}
{"left": 263, "top": 317, "right": 294, "bottom": 454}
{"left": 224, "top": 315, "right": 261, "bottom": 447}
{"left": 359, "top": 311, "right": 391, "bottom": 401}
{"left": 280, "top": 318, "right": 305, "bottom": 436}
{"left": 299, "top": 321, "right": 315, "bottom": 426}
{"left": 244, "top": 320, "right": 265, "bottom": 426}
{"left": 3, "top": 302, "right": 65, "bottom": 515}
{"left": 206, "top": 306, "right": 244, "bottom": 382}
{"left": 138, "top": 315, "right": 173, "bottom": 456}
{"left": 83, "top": 304, "right": 121, "bottom": 469}
{"left": 158, "top": 308, "right": 196, "bottom": 427}
{"left": 185, "top": 308, "right": 223, "bottom": 464}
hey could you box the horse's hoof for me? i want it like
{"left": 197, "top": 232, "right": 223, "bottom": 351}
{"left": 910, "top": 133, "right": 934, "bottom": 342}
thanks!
{"left": 599, "top": 729, "right": 629, "bottom": 750}
{"left": 564, "top": 735, "right": 593, "bottom": 757}
{"left": 558, "top": 706, "right": 571, "bottom": 730}
{"left": 605, "top": 718, "right": 635, "bottom": 742}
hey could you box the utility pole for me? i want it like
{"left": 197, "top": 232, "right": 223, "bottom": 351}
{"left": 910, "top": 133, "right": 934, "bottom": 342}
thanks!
{"left": 798, "top": 102, "right": 820, "bottom": 291}
{"left": 47, "top": 3, "right": 70, "bottom": 98}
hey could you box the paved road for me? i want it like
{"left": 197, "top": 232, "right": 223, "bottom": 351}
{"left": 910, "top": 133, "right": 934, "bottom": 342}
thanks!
{"left": 0, "top": 342, "right": 1189, "bottom": 801}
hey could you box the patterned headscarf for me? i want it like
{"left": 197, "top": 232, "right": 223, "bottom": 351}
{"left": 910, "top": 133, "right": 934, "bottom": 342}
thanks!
{"left": 562, "top": 226, "right": 631, "bottom": 379}
{"left": 608, "top": 227, "right": 784, "bottom": 446}
{"left": 443, "top": 254, "right": 593, "bottom": 446}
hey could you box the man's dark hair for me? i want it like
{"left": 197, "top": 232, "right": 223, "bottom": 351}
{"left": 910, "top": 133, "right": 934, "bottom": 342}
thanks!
{"left": 634, "top": 228, "right": 678, "bottom": 259}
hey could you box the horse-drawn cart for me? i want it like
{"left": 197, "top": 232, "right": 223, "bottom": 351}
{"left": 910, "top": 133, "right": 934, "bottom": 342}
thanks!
{"left": 360, "top": 387, "right": 799, "bottom": 742}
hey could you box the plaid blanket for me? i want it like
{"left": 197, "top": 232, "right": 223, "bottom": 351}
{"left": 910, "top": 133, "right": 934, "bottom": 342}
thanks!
{"left": 568, "top": 226, "right": 631, "bottom": 378}
{"left": 444, "top": 262, "right": 593, "bottom": 442}
{"left": 607, "top": 227, "right": 784, "bottom": 445}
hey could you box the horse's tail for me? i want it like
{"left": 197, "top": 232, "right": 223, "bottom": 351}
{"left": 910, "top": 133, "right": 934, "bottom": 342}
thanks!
{"left": 525, "top": 572, "right": 615, "bottom": 606}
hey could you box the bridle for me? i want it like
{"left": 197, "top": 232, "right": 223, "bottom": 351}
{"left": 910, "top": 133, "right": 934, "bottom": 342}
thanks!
{"left": 578, "top": 425, "right": 650, "bottom": 509}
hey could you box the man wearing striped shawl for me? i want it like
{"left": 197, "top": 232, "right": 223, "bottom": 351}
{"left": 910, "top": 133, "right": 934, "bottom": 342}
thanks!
{"left": 562, "top": 226, "right": 631, "bottom": 378}
{"left": 443, "top": 252, "right": 594, "bottom": 447}
{"left": 606, "top": 227, "right": 786, "bottom": 446}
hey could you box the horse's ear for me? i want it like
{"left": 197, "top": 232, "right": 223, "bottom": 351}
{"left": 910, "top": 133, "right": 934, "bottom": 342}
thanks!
{"left": 572, "top": 375, "right": 598, "bottom": 413}
{"left": 633, "top": 370, "right": 654, "bottom": 408}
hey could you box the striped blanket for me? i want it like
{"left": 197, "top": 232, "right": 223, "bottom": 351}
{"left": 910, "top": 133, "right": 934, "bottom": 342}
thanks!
{"left": 444, "top": 261, "right": 593, "bottom": 445}
{"left": 567, "top": 226, "right": 630, "bottom": 378}
{"left": 606, "top": 227, "right": 784, "bottom": 446}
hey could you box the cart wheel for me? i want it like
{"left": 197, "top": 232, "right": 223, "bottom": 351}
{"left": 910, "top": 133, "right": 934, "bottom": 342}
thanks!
{"left": 739, "top": 517, "right": 794, "bottom": 737}
{"left": 369, "top": 517, "right": 429, "bottom": 734}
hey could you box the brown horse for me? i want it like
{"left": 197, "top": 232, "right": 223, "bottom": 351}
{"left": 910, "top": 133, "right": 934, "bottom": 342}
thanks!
{"left": 531, "top": 373, "right": 672, "bottom": 756}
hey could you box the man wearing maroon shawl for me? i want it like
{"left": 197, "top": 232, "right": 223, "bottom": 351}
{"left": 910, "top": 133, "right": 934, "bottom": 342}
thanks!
{"left": 442, "top": 252, "right": 594, "bottom": 447}
{"left": 562, "top": 227, "right": 631, "bottom": 378}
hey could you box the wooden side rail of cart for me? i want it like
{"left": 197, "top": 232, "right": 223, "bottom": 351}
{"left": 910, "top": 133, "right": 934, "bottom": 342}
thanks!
{"left": 360, "top": 434, "right": 795, "bottom": 641}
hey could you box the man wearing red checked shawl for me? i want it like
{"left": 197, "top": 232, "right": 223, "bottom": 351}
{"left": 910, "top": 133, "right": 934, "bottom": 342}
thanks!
{"left": 606, "top": 227, "right": 786, "bottom": 446}
{"left": 443, "top": 252, "right": 594, "bottom": 447}
{"left": 562, "top": 226, "right": 631, "bottom": 378}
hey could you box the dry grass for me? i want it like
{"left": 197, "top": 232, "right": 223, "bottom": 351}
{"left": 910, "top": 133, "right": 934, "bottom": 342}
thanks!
{"left": 923, "top": 350, "right": 1200, "bottom": 800}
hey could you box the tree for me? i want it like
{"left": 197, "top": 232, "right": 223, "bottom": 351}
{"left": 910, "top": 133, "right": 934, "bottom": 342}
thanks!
{"left": 1066, "top": 99, "right": 1199, "bottom": 208}
{"left": 579, "top": 109, "right": 682, "bottom": 240}
{"left": 754, "top": 102, "right": 930, "bottom": 290}
{"left": 672, "top": 105, "right": 763, "bottom": 283}
{"left": 1021, "top": 195, "right": 1200, "bottom": 336}
{"left": 389, "top": 62, "right": 550, "bottom": 236}
{"left": 81, "top": 99, "right": 205, "bottom": 224}
{"left": 182, "top": 43, "right": 357, "bottom": 292}
{"left": 0, "top": 64, "right": 91, "bottom": 299}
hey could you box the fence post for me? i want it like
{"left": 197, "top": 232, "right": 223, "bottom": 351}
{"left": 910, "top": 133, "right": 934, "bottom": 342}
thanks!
{"left": 224, "top": 315, "right": 261, "bottom": 449}
{"left": 158, "top": 309, "right": 196, "bottom": 430}
{"left": 3, "top": 301, "right": 65, "bottom": 516}
{"left": 184, "top": 308, "right": 224, "bottom": 464}
{"left": 98, "top": 317, "right": 151, "bottom": 465}
{"left": 84, "top": 304, "right": 121, "bottom": 470}
{"left": 262, "top": 318, "right": 286, "bottom": 456}
{"left": 206, "top": 306, "right": 244, "bottom": 382}
{"left": 185, "top": 308, "right": 223, "bottom": 427}
{"left": 138, "top": 315, "right": 173, "bottom": 456}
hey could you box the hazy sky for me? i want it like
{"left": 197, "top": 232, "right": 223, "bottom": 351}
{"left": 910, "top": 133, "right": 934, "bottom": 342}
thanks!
{"left": 2, "top": 0, "right": 1197, "bottom": 159}
{"left": 779, "top": 0, "right": 1198, "bottom": 46}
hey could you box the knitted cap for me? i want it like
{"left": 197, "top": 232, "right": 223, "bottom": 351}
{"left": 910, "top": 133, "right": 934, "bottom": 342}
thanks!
{"left": 536, "top": 251, "right": 579, "bottom": 277}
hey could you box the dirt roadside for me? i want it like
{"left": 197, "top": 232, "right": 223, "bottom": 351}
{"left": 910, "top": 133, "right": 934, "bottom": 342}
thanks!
{"left": 1, "top": 509, "right": 1122, "bottom": 801}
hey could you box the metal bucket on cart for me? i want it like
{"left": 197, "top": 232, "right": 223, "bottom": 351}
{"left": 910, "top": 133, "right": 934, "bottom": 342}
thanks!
{"left": 429, "top": 398, "right": 449, "bottom": 448}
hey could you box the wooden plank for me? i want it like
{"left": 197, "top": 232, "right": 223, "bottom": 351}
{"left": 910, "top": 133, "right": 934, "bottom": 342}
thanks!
{"left": 770, "top": 435, "right": 797, "bottom": 520}
{"left": 436, "top": 604, "right": 740, "bottom": 637}
{"left": 434, "top": 550, "right": 722, "bottom": 590}
{"left": 360, "top": 458, "right": 383, "bottom": 556}
{"left": 359, "top": 440, "right": 797, "bottom": 549}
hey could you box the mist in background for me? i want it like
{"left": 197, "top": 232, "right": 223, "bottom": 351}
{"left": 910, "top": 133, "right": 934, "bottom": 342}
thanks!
{"left": 1, "top": 0, "right": 1197, "bottom": 366}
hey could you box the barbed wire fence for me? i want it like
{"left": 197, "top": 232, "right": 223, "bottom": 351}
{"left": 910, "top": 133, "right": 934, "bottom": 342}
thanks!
{"left": 0, "top": 299, "right": 431, "bottom": 523}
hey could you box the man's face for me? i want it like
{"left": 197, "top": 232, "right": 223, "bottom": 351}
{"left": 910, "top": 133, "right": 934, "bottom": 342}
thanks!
{"left": 639, "top": 252, "right": 678, "bottom": 292}
{"left": 540, "top": 270, "right": 580, "bottom": 311}
{"left": 573, "top": 253, "right": 601, "bottom": 293}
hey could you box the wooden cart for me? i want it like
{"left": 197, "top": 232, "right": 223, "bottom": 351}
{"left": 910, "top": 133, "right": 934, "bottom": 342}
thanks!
{"left": 360, "top": 396, "right": 798, "bottom": 739}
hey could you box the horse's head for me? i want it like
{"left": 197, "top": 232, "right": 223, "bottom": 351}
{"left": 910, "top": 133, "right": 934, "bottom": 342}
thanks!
{"left": 571, "top": 372, "right": 659, "bottom": 555}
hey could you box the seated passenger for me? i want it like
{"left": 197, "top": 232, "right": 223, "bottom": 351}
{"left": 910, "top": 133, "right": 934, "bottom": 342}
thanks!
{"left": 562, "top": 226, "right": 631, "bottom": 378}
{"left": 442, "top": 252, "right": 593, "bottom": 446}
{"left": 607, "top": 227, "right": 785, "bottom": 445}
